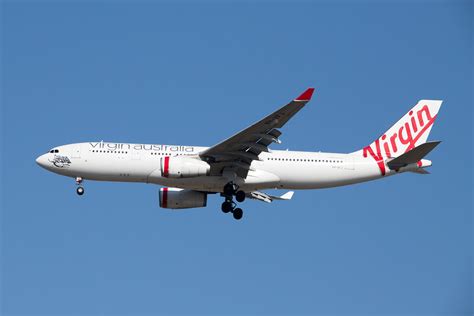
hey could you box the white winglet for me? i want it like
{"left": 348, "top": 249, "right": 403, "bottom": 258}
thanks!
{"left": 273, "top": 191, "right": 294, "bottom": 200}
{"left": 248, "top": 191, "right": 294, "bottom": 203}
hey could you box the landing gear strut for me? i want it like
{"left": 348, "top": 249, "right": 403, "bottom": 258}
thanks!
{"left": 221, "top": 182, "right": 246, "bottom": 220}
{"left": 75, "top": 177, "right": 84, "bottom": 196}
{"left": 223, "top": 183, "right": 235, "bottom": 196}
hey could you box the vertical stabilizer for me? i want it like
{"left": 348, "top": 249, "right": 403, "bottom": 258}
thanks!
{"left": 353, "top": 100, "right": 442, "bottom": 175}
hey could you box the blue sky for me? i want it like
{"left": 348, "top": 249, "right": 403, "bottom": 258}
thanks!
{"left": 1, "top": 1, "right": 472, "bottom": 315}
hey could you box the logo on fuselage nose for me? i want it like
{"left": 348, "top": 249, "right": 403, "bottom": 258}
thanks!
{"left": 49, "top": 155, "right": 71, "bottom": 168}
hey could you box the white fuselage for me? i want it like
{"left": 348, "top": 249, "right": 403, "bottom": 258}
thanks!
{"left": 35, "top": 141, "right": 405, "bottom": 192}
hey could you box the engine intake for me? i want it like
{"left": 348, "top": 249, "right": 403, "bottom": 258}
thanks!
{"left": 161, "top": 156, "right": 210, "bottom": 178}
{"left": 159, "top": 188, "right": 207, "bottom": 209}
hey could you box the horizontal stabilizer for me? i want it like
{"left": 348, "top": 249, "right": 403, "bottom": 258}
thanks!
{"left": 387, "top": 141, "right": 441, "bottom": 170}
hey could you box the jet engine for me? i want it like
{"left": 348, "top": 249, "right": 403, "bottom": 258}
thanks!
{"left": 159, "top": 188, "right": 207, "bottom": 209}
{"left": 161, "top": 156, "right": 210, "bottom": 178}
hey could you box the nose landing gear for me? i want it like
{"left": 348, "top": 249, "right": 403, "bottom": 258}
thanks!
{"left": 221, "top": 182, "right": 246, "bottom": 220}
{"left": 76, "top": 186, "right": 84, "bottom": 195}
{"left": 75, "top": 177, "right": 84, "bottom": 196}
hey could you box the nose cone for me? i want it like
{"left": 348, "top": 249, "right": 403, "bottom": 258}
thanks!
{"left": 36, "top": 154, "right": 48, "bottom": 168}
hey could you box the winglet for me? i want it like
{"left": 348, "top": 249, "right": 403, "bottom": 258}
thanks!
{"left": 272, "top": 191, "right": 294, "bottom": 200}
{"left": 294, "top": 88, "right": 315, "bottom": 101}
{"left": 248, "top": 191, "right": 295, "bottom": 203}
{"left": 279, "top": 191, "right": 294, "bottom": 200}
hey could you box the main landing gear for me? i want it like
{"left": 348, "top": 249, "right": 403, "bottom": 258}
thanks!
{"left": 221, "top": 182, "right": 246, "bottom": 220}
{"left": 75, "top": 177, "right": 84, "bottom": 196}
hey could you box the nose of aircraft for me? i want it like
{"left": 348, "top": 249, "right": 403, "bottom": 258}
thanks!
{"left": 36, "top": 154, "right": 48, "bottom": 168}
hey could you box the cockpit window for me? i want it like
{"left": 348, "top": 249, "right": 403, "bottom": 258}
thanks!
{"left": 49, "top": 149, "right": 59, "bottom": 153}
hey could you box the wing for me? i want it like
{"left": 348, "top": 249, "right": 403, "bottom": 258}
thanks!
{"left": 247, "top": 191, "right": 295, "bottom": 203}
{"left": 200, "top": 88, "right": 315, "bottom": 178}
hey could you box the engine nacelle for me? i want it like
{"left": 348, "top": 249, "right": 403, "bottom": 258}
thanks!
{"left": 161, "top": 156, "right": 210, "bottom": 178}
{"left": 159, "top": 188, "right": 207, "bottom": 209}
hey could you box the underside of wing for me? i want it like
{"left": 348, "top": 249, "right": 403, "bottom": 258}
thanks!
{"left": 247, "top": 191, "right": 295, "bottom": 203}
{"left": 200, "top": 88, "right": 315, "bottom": 178}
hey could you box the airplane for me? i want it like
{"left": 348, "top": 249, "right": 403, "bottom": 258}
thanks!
{"left": 36, "top": 88, "right": 443, "bottom": 220}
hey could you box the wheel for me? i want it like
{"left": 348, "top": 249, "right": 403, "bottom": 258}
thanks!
{"left": 235, "top": 190, "right": 246, "bottom": 202}
{"left": 76, "top": 186, "right": 84, "bottom": 196}
{"left": 221, "top": 201, "right": 233, "bottom": 213}
{"left": 233, "top": 208, "right": 243, "bottom": 220}
{"left": 223, "top": 183, "right": 235, "bottom": 196}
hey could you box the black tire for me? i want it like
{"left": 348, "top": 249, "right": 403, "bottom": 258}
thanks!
{"left": 233, "top": 208, "right": 243, "bottom": 220}
{"left": 221, "top": 201, "right": 233, "bottom": 213}
{"left": 223, "top": 183, "right": 234, "bottom": 196}
{"left": 76, "top": 187, "right": 84, "bottom": 196}
{"left": 235, "top": 190, "right": 246, "bottom": 202}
